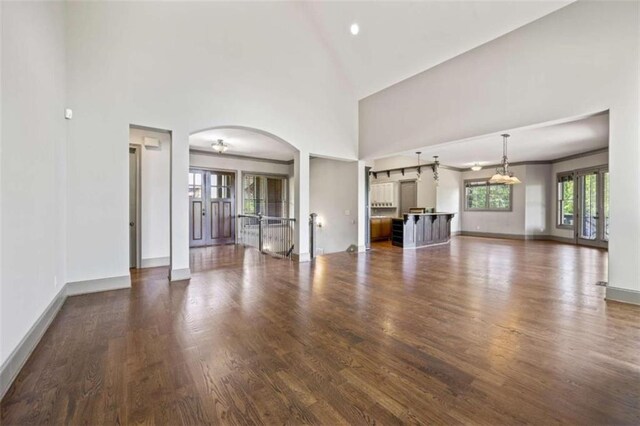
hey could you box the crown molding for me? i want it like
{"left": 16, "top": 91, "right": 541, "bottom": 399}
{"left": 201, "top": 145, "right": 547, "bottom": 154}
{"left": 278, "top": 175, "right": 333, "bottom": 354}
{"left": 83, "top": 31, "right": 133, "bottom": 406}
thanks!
{"left": 189, "top": 148, "right": 294, "bottom": 165}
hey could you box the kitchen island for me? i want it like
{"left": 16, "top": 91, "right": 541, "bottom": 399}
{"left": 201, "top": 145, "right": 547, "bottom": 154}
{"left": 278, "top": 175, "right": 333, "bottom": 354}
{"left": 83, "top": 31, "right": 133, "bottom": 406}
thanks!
{"left": 391, "top": 213, "right": 455, "bottom": 248}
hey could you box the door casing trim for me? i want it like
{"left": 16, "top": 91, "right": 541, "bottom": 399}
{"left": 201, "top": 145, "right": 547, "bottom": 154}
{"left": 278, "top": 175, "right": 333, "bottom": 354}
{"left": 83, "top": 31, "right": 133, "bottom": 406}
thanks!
{"left": 129, "top": 145, "right": 142, "bottom": 268}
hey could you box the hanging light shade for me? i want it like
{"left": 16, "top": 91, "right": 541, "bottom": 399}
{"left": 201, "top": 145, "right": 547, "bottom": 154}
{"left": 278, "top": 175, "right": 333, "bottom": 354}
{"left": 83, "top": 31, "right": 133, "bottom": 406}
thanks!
{"left": 432, "top": 155, "right": 440, "bottom": 183}
{"left": 211, "top": 139, "right": 228, "bottom": 153}
{"left": 488, "top": 134, "right": 521, "bottom": 185}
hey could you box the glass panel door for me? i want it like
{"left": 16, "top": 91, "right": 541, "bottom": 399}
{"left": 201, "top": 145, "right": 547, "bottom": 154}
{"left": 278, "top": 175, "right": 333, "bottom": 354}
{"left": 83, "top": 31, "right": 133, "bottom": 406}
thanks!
{"left": 578, "top": 172, "right": 598, "bottom": 240}
{"left": 575, "top": 168, "right": 608, "bottom": 248}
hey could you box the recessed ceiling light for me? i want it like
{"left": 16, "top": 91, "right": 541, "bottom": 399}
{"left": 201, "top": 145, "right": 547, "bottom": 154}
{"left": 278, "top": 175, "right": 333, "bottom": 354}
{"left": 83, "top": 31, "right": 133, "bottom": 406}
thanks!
{"left": 350, "top": 23, "right": 360, "bottom": 35}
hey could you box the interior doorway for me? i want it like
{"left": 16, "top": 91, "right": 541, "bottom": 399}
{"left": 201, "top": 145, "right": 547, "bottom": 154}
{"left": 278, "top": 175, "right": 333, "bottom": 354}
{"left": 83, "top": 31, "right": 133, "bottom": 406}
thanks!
{"left": 129, "top": 146, "right": 141, "bottom": 268}
{"left": 189, "top": 169, "right": 236, "bottom": 247}
{"left": 399, "top": 180, "right": 417, "bottom": 215}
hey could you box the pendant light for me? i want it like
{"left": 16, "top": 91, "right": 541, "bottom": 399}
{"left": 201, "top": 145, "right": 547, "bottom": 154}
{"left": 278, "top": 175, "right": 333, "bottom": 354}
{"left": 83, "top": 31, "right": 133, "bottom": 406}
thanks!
{"left": 416, "top": 152, "right": 422, "bottom": 182}
{"left": 489, "top": 134, "right": 521, "bottom": 185}
{"left": 211, "top": 139, "right": 228, "bottom": 153}
{"left": 431, "top": 155, "right": 440, "bottom": 183}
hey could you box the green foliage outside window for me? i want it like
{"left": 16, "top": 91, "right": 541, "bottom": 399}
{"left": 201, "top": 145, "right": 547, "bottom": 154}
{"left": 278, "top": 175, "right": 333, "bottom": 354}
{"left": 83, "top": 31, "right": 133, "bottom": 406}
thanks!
{"left": 465, "top": 180, "right": 511, "bottom": 211}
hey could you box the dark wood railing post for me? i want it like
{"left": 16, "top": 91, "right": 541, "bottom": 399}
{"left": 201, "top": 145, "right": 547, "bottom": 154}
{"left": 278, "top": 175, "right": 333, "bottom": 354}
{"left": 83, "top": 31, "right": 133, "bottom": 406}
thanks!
{"left": 258, "top": 213, "right": 264, "bottom": 253}
{"left": 309, "top": 213, "right": 317, "bottom": 259}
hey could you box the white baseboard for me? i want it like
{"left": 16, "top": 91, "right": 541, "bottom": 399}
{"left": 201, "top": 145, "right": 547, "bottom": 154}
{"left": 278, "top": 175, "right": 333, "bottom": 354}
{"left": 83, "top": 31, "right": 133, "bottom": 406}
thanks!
{"left": 1, "top": 274, "right": 133, "bottom": 399}
{"left": 293, "top": 252, "right": 311, "bottom": 262}
{"left": 0, "top": 286, "right": 67, "bottom": 400}
{"left": 66, "top": 275, "right": 131, "bottom": 296}
{"left": 141, "top": 256, "right": 170, "bottom": 268}
{"left": 170, "top": 268, "right": 191, "bottom": 281}
{"left": 357, "top": 245, "right": 367, "bottom": 253}
{"left": 606, "top": 286, "right": 640, "bottom": 305}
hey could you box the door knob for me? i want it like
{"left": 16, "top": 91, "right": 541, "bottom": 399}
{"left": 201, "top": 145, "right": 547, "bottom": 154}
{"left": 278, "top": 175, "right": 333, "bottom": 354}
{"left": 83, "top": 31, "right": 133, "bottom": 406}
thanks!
{"left": 129, "top": 222, "right": 134, "bottom": 227}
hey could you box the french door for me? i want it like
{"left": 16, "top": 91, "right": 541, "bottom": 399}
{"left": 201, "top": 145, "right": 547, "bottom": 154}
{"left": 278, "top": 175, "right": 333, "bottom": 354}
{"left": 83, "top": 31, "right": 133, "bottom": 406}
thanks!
{"left": 576, "top": 167, "right": 609, "bottom": 248}
{"left": 189, "top": 169, "right": 235, "bottom": 247}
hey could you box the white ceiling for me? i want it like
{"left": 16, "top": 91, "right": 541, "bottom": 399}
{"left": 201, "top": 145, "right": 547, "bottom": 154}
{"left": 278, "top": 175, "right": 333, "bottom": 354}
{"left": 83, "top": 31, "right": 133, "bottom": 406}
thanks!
{"left": 388, "top": 113, "right": 609, "bottom": 168}
{"left": 303, "top": 1, "right": 573, "bottom": 99}
{"left": 189, "top": 127, "right": 295, "bottom": 161}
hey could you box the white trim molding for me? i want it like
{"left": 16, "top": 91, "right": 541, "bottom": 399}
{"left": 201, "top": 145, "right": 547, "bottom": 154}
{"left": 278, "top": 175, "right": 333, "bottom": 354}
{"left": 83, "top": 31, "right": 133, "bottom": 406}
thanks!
{"left": 606, "top": 286, "right": 640, "bottom": 305}
{"left": 66, "top": 275, "right": 131, "bottom": 296}
{"left": 141, "top": 256, "right": 170, "bottom": 268}
{"left": 0, "top": 286, "right": 67, "bottom": 400}
{"left": 292, "top": 252, "right": 311, "bottom": 262}
{"left": 1, "top": 274, "right": 133, "bottom": 399}
{"left": 170, "top": 268, "right": 191, "bottom": 281}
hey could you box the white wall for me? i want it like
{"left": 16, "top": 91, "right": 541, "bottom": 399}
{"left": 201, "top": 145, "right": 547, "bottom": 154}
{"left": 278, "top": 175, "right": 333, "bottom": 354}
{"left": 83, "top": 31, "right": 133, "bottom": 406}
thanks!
{"left": 550, "top": 151, "right": 609, "bottom": 239}
{"left": 1, "top": 1, "right": 67, "bottom": 364}
{"left": 525, "top": 164, "right": 552, "bottom": 236}
{"left": 129, "top": 128, "right": 171, "bottom": 265}
{"left": 360, "top": 1, "right": 639, "bottom": 293}
{"left": 460, "top": 165, "right": 527, "bottom": 235}
{"left": 436, "top": 168, "right": 461, "bottom": 233}
{"left": 65, "top": 1, "right": 358, "bottom": 282}
{"left": 310, "top": 158, "right": 359, "bottom": 254}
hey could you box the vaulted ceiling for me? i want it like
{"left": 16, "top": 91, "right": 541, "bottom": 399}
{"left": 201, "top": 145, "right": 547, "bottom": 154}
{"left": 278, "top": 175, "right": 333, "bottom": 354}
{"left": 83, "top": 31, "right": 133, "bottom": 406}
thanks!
{"left": 302, "top": 1, "right": 572, "bottom": 99}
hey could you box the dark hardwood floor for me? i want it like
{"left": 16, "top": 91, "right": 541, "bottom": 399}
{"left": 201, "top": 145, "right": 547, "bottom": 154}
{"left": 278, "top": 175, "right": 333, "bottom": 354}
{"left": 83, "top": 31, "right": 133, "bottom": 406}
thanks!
{"left": 2, "top": 237, "right": 639, "bottom": 424}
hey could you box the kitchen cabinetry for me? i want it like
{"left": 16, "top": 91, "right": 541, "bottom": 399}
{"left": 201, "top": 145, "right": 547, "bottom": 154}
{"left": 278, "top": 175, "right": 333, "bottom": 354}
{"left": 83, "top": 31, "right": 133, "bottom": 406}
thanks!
{"left": 370, "top": 217, "right": 393, "bottom": 241}
{"left": 370, "top": 182, "right": 396, "bottom": 207}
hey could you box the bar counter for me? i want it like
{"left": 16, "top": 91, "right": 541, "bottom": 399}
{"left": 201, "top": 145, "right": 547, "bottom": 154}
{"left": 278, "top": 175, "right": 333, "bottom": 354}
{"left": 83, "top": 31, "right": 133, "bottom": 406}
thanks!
{"left": 391, "top": 213, "right": 455, "bottom": 248}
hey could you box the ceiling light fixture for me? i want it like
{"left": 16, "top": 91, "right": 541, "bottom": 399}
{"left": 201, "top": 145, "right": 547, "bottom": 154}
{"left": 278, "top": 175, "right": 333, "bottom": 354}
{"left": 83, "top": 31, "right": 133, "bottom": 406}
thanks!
{"left": 211, "top": 139, "right": 228, "bottom": 154}
{"left": 489, "top": 134, "right": 521, "bottom": 185}
{"left": 471, "top": 163, "right": 482, "bottom": 171}
{"left": 350, "top": 23, "right": 360, "bottom": 35}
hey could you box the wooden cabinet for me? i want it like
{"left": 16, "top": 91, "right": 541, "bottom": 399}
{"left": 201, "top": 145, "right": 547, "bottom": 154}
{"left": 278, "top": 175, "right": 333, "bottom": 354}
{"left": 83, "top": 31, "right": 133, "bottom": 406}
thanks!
{"left": 370, "top": 182, "right": 396, "bottom": 207}
{"left": 370, "top": 217, "right": 393, "bottom": 241}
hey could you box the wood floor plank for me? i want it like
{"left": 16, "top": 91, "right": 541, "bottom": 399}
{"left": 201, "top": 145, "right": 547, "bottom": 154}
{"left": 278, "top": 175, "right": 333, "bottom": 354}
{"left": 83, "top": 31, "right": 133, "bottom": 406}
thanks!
{"left": 2, "top": 237, "right": 639, "bottom": 425}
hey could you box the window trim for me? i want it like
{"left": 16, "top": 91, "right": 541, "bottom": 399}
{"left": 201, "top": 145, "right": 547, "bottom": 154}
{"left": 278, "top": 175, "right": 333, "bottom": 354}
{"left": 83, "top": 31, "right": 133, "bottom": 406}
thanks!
{"left": 463, "top": 178, "right": 513, "bottom": 212}
{"left": 241, "top": 171, "right": 290, "bottom": 217}
{"left": 556, "top": 171, "right": 575, "bottom": 230}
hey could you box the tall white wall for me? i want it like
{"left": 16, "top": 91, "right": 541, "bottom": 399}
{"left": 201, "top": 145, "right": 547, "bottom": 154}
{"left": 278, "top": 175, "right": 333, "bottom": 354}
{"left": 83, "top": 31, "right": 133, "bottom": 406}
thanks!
{"left": 65, "top": 1, "right": 358, "bottom": 282}
{"left": 1, "top": 1, "right": 67, "bottom": 364}
{"left": 129, "top": 128, "right": 171, "bottom": 265}
{"left": 360, "top": 1, "right": 639, "bottom": 293}
{"left": 310, "top": 158, "right": 359, "bottom": 254}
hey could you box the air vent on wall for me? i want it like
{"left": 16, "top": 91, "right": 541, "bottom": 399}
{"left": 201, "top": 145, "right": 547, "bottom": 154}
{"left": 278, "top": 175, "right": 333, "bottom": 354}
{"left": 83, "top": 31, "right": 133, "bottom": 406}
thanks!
{"left": 143, "top": 136, "right": 160, "bottom": 148}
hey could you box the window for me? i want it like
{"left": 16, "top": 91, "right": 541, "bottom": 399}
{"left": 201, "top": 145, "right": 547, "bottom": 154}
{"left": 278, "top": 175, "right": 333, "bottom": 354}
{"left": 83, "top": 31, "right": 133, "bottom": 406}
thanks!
{"left": 188, "top": 172, "right": 202, "bottom": 199}
{"left": 242, "top": 174, "right": 288, "bottom": 217}
{"left": 557, "top": 173, "right": 574, "bottom": 228}
{"left": 464, "top": 179, "right": 512, "bottom": 211}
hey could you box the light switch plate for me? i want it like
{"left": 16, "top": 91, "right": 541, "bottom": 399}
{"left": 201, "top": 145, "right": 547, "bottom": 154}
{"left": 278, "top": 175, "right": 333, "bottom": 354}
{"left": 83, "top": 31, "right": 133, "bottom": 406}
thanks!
{"left": 64, "top": 108, "right": 73, "bottom": 119}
